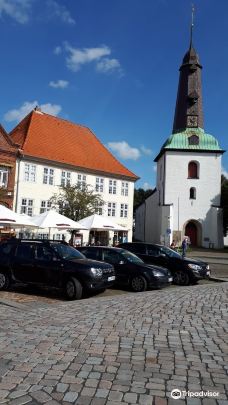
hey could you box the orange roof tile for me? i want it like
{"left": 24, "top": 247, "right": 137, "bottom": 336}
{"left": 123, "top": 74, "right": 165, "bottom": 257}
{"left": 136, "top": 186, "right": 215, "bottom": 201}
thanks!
{"left": 10, "top": 111, "right": 139, "bottom": 180}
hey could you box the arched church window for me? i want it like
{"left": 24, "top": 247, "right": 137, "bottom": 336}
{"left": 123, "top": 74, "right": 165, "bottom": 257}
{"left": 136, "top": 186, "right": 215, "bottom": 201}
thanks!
{"left": 190, "top": 187, "right": 196, "bottom": 199}
{"left": 188, "top": 135, "right": 199, "bottom": 145}
{"left": 188, "top": 161, "right": 199, "bottom": 178}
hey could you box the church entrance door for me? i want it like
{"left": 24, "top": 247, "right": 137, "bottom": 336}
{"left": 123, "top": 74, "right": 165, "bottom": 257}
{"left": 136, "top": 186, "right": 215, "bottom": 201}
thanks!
{"left": 185, "top": 221, "right": 198, "bottom": 246}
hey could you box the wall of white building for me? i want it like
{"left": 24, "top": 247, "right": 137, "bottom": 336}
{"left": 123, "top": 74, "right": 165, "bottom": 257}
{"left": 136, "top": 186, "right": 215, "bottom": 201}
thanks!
{"left": 13, "top": 159, "right": 135, "bottom": 243}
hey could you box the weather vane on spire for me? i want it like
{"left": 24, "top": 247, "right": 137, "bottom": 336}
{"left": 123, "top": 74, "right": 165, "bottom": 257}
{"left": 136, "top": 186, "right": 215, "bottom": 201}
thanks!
{"left": 190, "top": 4, "right": 195, "bottom": 48}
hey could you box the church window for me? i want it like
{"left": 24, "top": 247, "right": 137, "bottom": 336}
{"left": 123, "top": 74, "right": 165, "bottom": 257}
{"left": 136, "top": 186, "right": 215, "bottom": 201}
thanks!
{"left": 190, "top": 187, "right": 196, "bottom": 199}
{"left": 188, "top": 135, "right": 199, "bottom": 145}
{"left": 188, "top": 161, "right": 199, "bottom": 178}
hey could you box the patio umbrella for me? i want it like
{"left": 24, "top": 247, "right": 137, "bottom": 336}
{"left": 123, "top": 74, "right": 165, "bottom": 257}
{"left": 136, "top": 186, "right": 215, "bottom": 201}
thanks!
{"left": 0, "top": 204, "right": 38, "bottom": 227}
{"left": 78, "top": 214, "right": 127, "bottom": 231}
{"left": 30, "top": 210, "right": 87, "bottom": 234}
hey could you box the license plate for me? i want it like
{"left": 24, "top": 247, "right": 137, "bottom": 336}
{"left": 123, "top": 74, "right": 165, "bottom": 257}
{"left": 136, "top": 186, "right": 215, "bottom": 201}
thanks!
{"left": 206, "top": 271, "right": 210, "bottom": 276}
{"left": 108, "top": 276, "right": 115, "bottom": 281}
{"left": 168, "top": 277, "right": 173, "bottom": 282}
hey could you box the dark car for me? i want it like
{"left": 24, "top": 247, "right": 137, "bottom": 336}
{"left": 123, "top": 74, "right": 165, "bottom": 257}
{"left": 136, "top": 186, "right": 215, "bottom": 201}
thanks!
{"left": 0, "top": 239, "right": 115, "bottom": 300}
{"left": 77, "top": 246, "right": 172, "bottom": 292}
{"left": 118, "top": 242, "right": 210, "bottom": 285}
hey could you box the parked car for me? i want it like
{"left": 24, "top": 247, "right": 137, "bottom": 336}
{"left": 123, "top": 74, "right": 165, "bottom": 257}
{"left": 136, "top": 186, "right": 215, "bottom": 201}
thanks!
{"left": 118, "top": 242, "right": 210, "bottom": 285}
{"left": 0, "top": 239, "right": 115, "bottom": 300}
{"left": 77, "top": 246, "right": 173, "bottom": 292}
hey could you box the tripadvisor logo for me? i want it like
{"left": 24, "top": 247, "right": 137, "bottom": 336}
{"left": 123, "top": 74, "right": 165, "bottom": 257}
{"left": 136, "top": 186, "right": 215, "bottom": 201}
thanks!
{"left": 171, "top": 389, "right": 182, "bottom": 399}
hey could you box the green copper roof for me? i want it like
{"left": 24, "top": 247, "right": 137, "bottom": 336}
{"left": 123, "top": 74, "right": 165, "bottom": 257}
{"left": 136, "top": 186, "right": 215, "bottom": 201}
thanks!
{"left": 162, "top": 128, "right": 222, "bottom": 151}
{"left": 154, "top": 128, "right": 224, "bottom": 162}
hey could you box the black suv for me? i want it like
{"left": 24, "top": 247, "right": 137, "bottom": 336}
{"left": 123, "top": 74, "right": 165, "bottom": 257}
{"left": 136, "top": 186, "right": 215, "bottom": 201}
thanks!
{"left": 77, "top": 246, "right": 172, "bottom": 292}
{"left": 0, "top": 239, "right": 115, "bottom": 300}
{"left": 118, "top": 242, "right": 210, "bottom": 285}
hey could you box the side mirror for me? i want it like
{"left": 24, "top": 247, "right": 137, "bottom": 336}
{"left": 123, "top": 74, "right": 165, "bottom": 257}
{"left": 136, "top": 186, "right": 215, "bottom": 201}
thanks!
{"left": 160, "top": 253, "right": 166, "bottom": 258}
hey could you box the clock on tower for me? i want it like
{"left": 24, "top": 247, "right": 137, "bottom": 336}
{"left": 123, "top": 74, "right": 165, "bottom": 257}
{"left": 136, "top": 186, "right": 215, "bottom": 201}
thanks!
{"left": 187, "top": 115, "right": 198, "bottom": 127}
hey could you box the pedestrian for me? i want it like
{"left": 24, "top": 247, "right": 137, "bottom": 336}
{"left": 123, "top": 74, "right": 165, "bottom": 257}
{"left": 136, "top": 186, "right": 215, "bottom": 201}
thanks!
{"left": 182, "top": 238, "right": 188, "bottom": 258}
{"left": 170, "top": 240, "right": 176, "bottom": 250}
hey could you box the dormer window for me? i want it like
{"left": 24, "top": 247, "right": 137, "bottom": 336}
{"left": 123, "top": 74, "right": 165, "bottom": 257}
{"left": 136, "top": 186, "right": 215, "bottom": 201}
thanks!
{"left": 188, "top": 135, "right": 199, "bottom": 146}
{"left": 0, "top": 166, "right": 9, "bottom": 188}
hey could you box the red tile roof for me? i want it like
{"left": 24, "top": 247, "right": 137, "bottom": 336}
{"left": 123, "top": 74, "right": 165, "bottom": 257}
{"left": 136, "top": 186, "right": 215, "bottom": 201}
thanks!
{"left": 9, "top": 110, "right": 139, "bottom": 180}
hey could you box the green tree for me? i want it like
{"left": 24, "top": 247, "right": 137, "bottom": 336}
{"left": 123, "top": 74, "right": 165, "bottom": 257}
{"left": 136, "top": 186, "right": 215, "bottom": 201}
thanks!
{"left": 134, "top": 188, "right": 153, "bottom": 211}
{"left": 50, "top": 183, "right": 104, "bottom": 222}
{"left": 221, "top": 175, "right": 228, "bottom": 236}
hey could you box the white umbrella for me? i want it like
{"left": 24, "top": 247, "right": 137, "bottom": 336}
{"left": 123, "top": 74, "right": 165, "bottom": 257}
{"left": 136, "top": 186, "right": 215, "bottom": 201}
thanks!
{"left": 30, "top": 209, "right": 87, "bottom": 231}
{"left": 78, "top": 214, "right": 127, "bottom": 231}
{"left": 0, "top": 204, "right": 38, "bottom": 227}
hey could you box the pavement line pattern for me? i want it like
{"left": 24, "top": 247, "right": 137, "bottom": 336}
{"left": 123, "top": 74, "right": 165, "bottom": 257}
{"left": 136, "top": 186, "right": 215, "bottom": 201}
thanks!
{"left": 0, "top": 282, "right": 227, "bottom": 404}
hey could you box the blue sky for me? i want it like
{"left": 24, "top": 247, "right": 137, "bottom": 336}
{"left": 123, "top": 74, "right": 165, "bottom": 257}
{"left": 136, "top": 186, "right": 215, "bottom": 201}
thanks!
{"left": 0, "top": 0, "right": 227, "bottom": 189}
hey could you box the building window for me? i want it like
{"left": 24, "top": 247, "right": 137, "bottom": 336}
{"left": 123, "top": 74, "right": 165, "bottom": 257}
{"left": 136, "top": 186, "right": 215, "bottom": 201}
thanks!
{"left": 24, "top": 163, "right": 36, "bottom": 182}
{"left": 77, "top": 174, "right": 86, "bottom": 190}
{"left": 43, "top": 168, "right": 54, "bottom": 185}
{"left": 120, "top": 203, "right": 128, "bottom": 218}
{"left": 188, "top": 161, "right": 199, "bottom": 179}
{"left": 95, "top": 201, "right": 103, "bottom": 215}
{"left": 190, "top": 187, "right": 196, "bottom": 199}
{"left": 0, "top": 166, "right": 9, "bottom": 188}
{"left": 40, "top": 200, "right": 52, "bottom": 213}
{"left": 188, "top": 135, "right": 199, "bottom": 145}
{"left": 108, "top": 202, "right": 116, "bottom": 217}
{"left": 61, "top": 171, "right": 71, "bottom": 187}
{"left": 121, "top": 182, "right": 128, "bottom": 196}
{"left": 20, "top": 198, "right": 33, "bottom": 216}
{"left": 109, "top": 180, "right": 117, "bottom": 194}
{"left": 95, "top": 177, "right": 104, "bottom": 192}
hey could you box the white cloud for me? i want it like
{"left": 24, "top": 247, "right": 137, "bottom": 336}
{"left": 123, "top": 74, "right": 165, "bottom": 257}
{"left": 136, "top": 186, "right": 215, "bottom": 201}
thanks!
{"left": 140, "top": 145, "right": 152, "bottom": 156}
{"left": 49, "top": 79, "right": 69, "bottom": 89}
{"left": 153, "top": 164, "right": 157, "bottom": 172}
{"left": 0, "top": 0, "right": 33, "bottom": 24}
{"left": 142, "top": 182, "right": 153, "bottom": 190}
{"left": 96, "top": 58, "right": 123, "bottom": 75}
{"left": 4, "top": 101, "right": 61, "bottom": 122}
{"left": 108, "top": 141, "right": 141, "bottom": 161}
{"left": 46, "top": 0, "right": 75, "bottom": 25}
{"left": 54, "top": 46, "right": 62, "bottom": 55}
{"left": 65, "top": 43, "right": 111, "bottom": 72}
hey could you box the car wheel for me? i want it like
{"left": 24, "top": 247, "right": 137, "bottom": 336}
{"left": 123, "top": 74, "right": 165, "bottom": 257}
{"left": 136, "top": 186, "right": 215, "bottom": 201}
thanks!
{"left": 173, "top": 271, "right": 180, "bottom": 285}
{"left": 178, "top": 272, "right": 190, "bottom": 286}
{"left": 131, "top": 276, "right": 147, "bottom": 292}
{"left": 65, "top": 277, "right": 83, "bottom": 300}
{"left": 0, "top": 272, "right": 10, "bottom": 291}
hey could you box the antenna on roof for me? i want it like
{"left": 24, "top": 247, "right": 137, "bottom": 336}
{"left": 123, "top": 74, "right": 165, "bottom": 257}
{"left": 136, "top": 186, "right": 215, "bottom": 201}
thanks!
{"left": 190, "top": 4, "right": 195, "bottom": 49}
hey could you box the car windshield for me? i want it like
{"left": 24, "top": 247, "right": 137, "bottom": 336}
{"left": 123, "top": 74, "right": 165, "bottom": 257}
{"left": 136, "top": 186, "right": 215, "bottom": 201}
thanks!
{"left": 160, "top": 246, "right": 181, "bottom": 258}
{"left": 51, "top": 243, "right": 85, "bottom": 260}
{"left": 120, "top": 250, "right": 144, "bottom": 264}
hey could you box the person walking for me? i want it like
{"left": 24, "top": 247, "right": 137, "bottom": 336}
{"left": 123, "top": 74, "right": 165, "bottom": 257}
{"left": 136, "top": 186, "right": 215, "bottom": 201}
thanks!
{"left": 181, "top": 238, "right": 188, "bottom": 258}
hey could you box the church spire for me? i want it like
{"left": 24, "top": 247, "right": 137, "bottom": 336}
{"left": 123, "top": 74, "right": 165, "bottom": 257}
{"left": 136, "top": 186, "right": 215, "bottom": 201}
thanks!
{"left": 172, "top": 5, "right": 204, "bottom": 133}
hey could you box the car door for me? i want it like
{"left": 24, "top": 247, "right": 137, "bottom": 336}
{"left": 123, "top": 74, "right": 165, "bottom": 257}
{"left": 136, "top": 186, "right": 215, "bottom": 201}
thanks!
{"left": 34, "top": 245, "right": 63, "bottom": 287}
{"left": 11, "top": 243, "right": 35, "bottom": 283}
{"left": 102, "top": 249, "right": 129, "bottom": 286}
{"left": 147, "top": 245, "right": 169, "bottom": 267}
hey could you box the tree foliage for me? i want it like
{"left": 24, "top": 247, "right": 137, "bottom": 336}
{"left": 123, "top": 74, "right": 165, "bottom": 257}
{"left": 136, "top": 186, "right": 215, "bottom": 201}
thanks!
{"left": 134, "top": 188, "right": 154, "bottom": 210}
{"left": 50, "top": 183, "right": 104, "bottom": 222}
{"left": 221, "top": 175, "right": 228, "bottom": 236}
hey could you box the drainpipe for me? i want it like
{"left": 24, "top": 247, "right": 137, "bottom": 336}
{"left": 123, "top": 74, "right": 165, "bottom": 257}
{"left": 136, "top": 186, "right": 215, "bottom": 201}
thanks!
{"left": 15, "top": 152, "right": 23, "bottom": 213}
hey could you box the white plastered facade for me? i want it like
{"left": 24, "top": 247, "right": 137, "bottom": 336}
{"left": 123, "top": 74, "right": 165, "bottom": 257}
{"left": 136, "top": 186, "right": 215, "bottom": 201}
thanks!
{"left": 13, "top": 158, "right": 135, "bottom": 244}
{"left": 135, "top": 150, "right": 224, "bottom": 249}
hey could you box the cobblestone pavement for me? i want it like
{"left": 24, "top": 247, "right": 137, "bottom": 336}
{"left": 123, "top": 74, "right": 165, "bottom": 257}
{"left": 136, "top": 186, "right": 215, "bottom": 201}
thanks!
{"left": 0, "top": 283, "right": 228, "bottom": 405}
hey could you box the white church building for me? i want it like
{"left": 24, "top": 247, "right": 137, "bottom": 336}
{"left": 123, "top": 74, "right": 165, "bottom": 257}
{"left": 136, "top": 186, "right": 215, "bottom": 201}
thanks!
{"left": 134, "top": 33, "right": 225, "bottom": 249}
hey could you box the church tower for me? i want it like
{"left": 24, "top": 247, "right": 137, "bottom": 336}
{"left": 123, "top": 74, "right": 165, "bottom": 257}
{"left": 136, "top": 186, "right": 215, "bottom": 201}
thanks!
{"left": 135, "top": 9, "right": 225, "bottom": 248}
